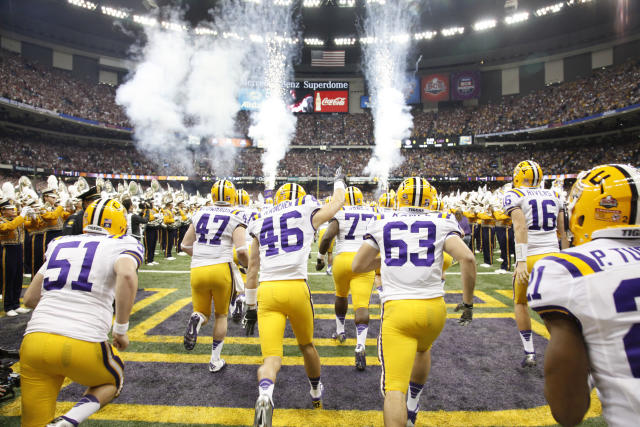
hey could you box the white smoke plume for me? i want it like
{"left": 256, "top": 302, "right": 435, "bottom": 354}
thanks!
{"left": 361, "top": 0, "right": 420, "bottom": 191}
{"left": 116, "top": 3, "right": 253, "bottom": 177}
{"left": 245, "top": 3, "right": 299, "bottom": 191}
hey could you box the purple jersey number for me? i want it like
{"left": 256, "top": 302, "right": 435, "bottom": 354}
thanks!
{"left": 383, "top": 220, "right": 436, "bottom": 267}
{"left": 195, "top": 214, "right": 230, "bottom": 246}
{"left": 43, "top": 240, "right": 98, "bottom": 292}
{"left": 259, "top": 211, "right": 304, "bottom": 257}
{"left": 528, "top": 199, "right": 557, "bottom": 231}
{"left": 613, "top": 278, "right": 640, "bottom": 378}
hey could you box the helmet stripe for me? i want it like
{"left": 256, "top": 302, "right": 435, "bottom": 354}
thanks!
{"left": 530, "top": 161, "right": 539, "bottom": 186}
{"left": 415, "top": 178, "right": 423, "bottom": 207}
{"left": 291, "top": 184, "right": 298, "bottom": 200}
{"left": 218, "top": 181, "right": 224, "bottom": 202}
{"left": 92, "top": 198, "right": 110, "bottom": 226}
{"left": 347, "top": 187, "right": 354, "bottom": 205}
{"left": 613, "top": 164, "right": 640, "bottom": 225}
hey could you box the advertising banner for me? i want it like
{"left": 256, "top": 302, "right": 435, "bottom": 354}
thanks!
{"left": 238, "top": 87, "right": 265, "bottom": 111}
{"left": 451, "top": 71, "right": 481, "bottom": 100}
{"left": 314, "top": 90, "right": 349, "bottom": 113}
{"left": 421, "top": 74, "right": 449, "bottom": 102}
{"left": 404, "top": 76, "right": 421, "bottom": 104}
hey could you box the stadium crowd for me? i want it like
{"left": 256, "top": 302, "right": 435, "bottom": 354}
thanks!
{"left": 1, "top": 48, "right": 640, "bottom": 142}
{"left": 2, "top": 132, "right": 638, "bottom": 181}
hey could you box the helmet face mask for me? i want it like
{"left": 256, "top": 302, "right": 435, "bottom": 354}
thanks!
{"left": 568, "top": 164, "right": 640, "bottom": 245}
{"left": 396, "top": 177, "right": 436, "bottom": 210}
{"left": 345, "top": 186, "right": 363, "bottom": 206}
{"left": 211, "top": 180, "right": 237, "bottom": 205}
{"left": 83, "top": 198, "right": 127, "bottom": 236}
{"left": 274, "top": 183, "right": 306, "bottom": 205}
{"left": 513, "top": 160, "right": 543, "bottom": 188}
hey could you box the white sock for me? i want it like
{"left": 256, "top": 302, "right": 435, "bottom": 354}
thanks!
{"left": 211, "top": 339, "right": 224, "bottom": 362}
{"left": 62, "top": 394, "right": 101, "bottom": 425}
{"left": 519, "top": 330, "right": 534, "bottom": 354}
{"left": 335, "top": 316, "right": 345, "bottom": 334}
{"left": 258, "top": 378, "right": 274, "bottom": 403}
{"left": 356, "top": 324, "right": 368, "bottom": 348}
{"left": 194, "top": 312, "right": 206, "bottom": 333}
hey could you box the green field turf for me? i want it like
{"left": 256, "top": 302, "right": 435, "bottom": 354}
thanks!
{"left": 0, "top": 244, "right": 606, "bottom": 426}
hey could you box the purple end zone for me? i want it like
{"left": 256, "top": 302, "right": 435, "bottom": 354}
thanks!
{"left": 59, "top": 318, "right": 548, "bottom": 412}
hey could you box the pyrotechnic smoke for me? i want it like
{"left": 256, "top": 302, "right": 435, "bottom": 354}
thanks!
{"left": 245, "top": 3, "right": 299, "bottom": 191}
{"left": 116, "top": 3, "right": 252, "bottom": 177}
{"left": 361, "top": 0, "right": 420, "bottom": 191}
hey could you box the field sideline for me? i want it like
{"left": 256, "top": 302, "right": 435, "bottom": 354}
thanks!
{"left": 0, "top": 244, "right": 605, "bottom": 426}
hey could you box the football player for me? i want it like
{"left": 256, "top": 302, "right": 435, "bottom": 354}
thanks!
{"left": 20, "top": 198, "right": 144, "bottom": 427}
{"left": 229, "top": 188, "right": 256, "bottom": 321}
{"left": 528, "top": 164, "right": 640, "bottom": 426}
{"left": 317, "top": 186, "right": 380, "bottom": 370}
{"left": 502, "top": 160, "right": 569, "bottom": 367}
{"left": 352, "top": 177, "right": 476, "bottom": 427}
{"left": 179, "top": 180, "right": 248, "bottom": 373}
{"left": 243, "top": 168, "right": 346, "bottom": 427}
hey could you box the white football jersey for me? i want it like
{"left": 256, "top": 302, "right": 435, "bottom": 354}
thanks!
{"left": 528, "top": 227, "right": 640, "bottom": 427}
{"left": 364, "top": 208, "right": 463, "bottom": 303}
{"left": 503, "top": 188, "right": 562, "bottom": 255}
{"left": 190, "top": 205, "right": 246, "bottom": 268}
{"left": 25, "top": 233, "right": 144, "bottom": 342}
{"left": 248, "top": 195, "right": 321, "bottom": 282}
{"left": 332, "top": 205, "right": 382, "bottom": 255}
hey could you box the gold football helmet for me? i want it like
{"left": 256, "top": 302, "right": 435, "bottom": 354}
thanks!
{"left": 513, "top": 160, "right": 543, "bottom": 188}
{"left": 430, "top": 197, "right": 443, "bottom": 211}
{"left": 83, "top": 198, "right": 127, "bottom": 236}
{"left": 568, "top": 164, "right": 640, "bottom": 245}
{"left": 345, "top": 186, "right": 363, "bottom": 206}
{"left": 274, "top": 183, "right": 306, "bottom": 205}
{"left": 396, "top": 177, "right": 436, "bottom": 209}
{"left": 211, "top": 180, "right": 237, "bottom": 205}
{"left": 236, "top": 189, "right": 250, "bottom": 206}
{"left": 378, "top": 192, "right": 394, "bottom": 208}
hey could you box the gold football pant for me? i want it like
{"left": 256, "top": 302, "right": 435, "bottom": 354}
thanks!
{"left": 258, "top": 280, "right": 314, "bottom": 358}
{"left": 333, "top": 252, "right": 375, "bottom": 310}
{"left": 190, "top": 263, "right": 234, "bottom": 317}
{"left": 19, "top": 332, "right": 124, "bottom": 427}
{"left": 513, "top": 254, "right": 549, "bottom": 304}
{"left": 379, "top": 298, "right": 446, "bottom": 394}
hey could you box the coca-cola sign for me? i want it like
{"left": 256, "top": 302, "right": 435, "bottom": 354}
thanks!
{"left": 314, "top": 90, "right": 349, "bottom": 112}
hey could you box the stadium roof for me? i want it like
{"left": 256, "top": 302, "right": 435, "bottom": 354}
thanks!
{"left": 1, "top": 0, "right": 639, "bottom": 74}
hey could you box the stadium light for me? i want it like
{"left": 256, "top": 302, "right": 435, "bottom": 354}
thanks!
{"left": 366, "top": 0, "right": 386, "bottom": 5}
{"left": 334, "top": 37, "right": 357, "bottom": 46}
{"left": 101, "top": 6, "right": 129, "bottom": 19}
{"left": 133, "top": 14, "right": 157, "bottom": 27}
{"left": 67, "top": 0, "right": 97, "bottom": 10}
{"left": 304, "top": 37, "right": 325, "bottom": 46}
{"left": 337, "top": 0, "right": 356, "bottom": 7}
{"left": 161, "top": 21, "right": 187, "bottom": 32}
{"left": 302, "top": 0, "right": 322, "bottom": 7}
{"left": 390, "top": 33, "right": 411, "bottom": 44}
{"left": 473, "top": 19, "right": 497, "bottom": 32}
{"left": 535, "top": 2, "right": 564, "bottom": 16}
{"left": 441, "top": 26, "right": 465, "bottom": 37}
{"left": 505, "top": 11, "right": 529, "bottom": 24}
{"left": 195, "top": 27, "right": 217, "bottom": 36}
{"left": 414, "top": 31, "right": 437, "bottom": 41}
{"left": 273, "top": 0, "right": 293, "bottom": 5}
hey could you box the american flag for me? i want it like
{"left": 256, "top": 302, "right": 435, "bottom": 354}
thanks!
{"left": 311, "top": 50, "right": 345, "bottom": 67}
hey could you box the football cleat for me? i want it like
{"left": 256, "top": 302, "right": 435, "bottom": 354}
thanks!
{"left": 355, "top": 344, "right": 366, "bottom": 371}
{"left": 310, "top": 382, "right": 324, "bottom": 409}
{"left": 232, "top": 299, "right": 244, "bottom": 322}
{"left": 184, "top": 312, "right": 204, "bottom": 351}
{"left": 46, "top": 417, "right": 75, "bottom": 427}
{"left": 208, "top": 359, "right": 226, "bottom": 373}
{"left": 253, "top": 394, "right": 273, "bottom": 427}
{"left": 331, "top": 331, "right": 346, "bottom": 343}
{"left": 406, "top": 408, "right": 418, "bottom": 427}
{"left": 521, "top": 352, "right": 536, "bottom": 368}
{"left": 326, "top": 265, "right": 332, "bottom": 276}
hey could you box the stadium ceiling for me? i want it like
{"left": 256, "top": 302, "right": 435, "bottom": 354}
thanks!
{"left": 1, "top": 0, "right": 639, "bottom": 74}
